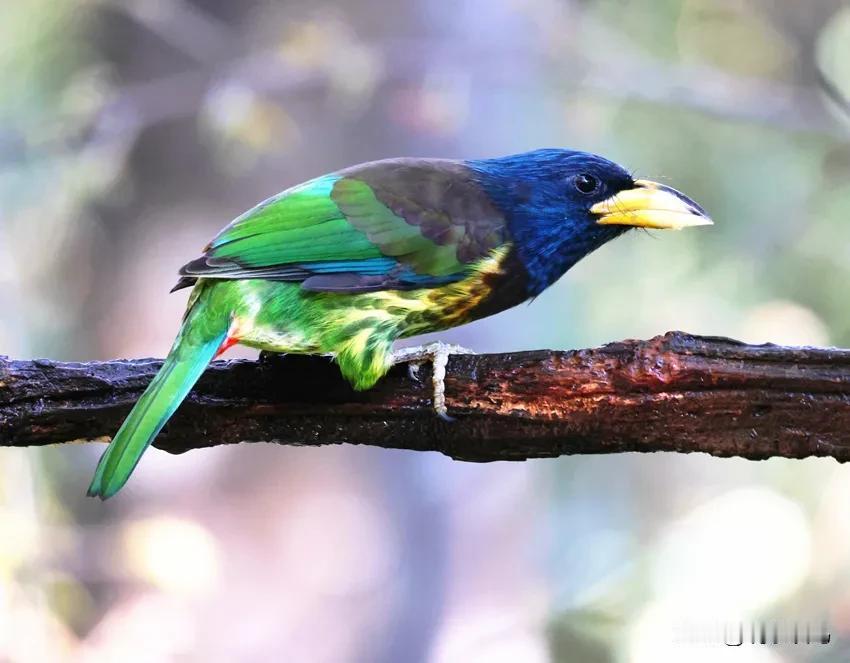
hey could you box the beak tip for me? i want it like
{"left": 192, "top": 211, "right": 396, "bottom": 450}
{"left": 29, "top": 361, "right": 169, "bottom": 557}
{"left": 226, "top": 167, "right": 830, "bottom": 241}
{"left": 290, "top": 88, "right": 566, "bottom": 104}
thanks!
{"left": 689, "top": 216, "right": 714, "bottom": 227}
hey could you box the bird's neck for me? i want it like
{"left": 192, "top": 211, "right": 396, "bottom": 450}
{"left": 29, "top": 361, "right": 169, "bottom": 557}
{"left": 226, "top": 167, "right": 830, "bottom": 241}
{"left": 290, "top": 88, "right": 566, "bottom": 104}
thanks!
{"left": 507, "top": 212, "right": 621, "bottom": 296}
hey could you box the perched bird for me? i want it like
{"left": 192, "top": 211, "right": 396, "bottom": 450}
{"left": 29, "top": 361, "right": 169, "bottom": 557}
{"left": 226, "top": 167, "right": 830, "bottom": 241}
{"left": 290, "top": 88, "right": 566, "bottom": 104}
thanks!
{"left": 88, "top": 148, "right": 711, "bottom": 498}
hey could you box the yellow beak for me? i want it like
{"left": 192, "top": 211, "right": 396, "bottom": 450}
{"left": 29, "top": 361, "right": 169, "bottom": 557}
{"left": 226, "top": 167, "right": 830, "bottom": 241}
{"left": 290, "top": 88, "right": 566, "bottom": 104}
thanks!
{"left": 590, "top": 179, "right": 713, "bottom": 230}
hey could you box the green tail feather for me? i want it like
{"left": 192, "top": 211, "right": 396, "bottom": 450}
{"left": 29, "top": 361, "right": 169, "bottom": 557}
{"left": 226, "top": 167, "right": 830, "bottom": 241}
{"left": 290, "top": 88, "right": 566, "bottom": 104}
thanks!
{"left": 88, "top": 293, "right": 229, "bottom": 499}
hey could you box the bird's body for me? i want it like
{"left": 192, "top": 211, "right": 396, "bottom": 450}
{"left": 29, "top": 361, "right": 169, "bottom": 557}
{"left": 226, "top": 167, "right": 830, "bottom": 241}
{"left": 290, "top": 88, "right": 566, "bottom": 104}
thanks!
{"left": 88, "top": 149, "right": 712, "bottom": 498}
{"left": 183, "top": 248, "right": 512, "bottom": 390}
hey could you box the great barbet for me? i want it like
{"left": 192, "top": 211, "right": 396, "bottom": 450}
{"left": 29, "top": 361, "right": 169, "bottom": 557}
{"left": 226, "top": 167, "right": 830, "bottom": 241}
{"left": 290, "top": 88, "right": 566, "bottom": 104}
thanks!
{"left": 88, "top": 148, "right": 712, "bottom": 498}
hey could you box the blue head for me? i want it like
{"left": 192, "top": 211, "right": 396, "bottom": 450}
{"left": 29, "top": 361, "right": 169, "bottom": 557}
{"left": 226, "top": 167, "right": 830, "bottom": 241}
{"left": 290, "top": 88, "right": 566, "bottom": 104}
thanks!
{"left": 467, "top": 148, "right": 711, "bottom": 295}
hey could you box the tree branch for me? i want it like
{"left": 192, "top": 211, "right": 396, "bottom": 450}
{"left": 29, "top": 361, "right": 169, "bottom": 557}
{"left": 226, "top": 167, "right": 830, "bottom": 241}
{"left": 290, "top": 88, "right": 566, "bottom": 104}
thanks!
{"left": 2, "top": 332, "right": 849, "bottom": 462}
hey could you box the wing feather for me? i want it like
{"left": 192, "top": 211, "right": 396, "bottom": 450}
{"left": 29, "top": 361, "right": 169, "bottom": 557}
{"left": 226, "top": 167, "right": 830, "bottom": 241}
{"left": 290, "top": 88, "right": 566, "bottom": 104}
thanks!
{"left": 175, "top": 159, "right": 508, "bottom": 293}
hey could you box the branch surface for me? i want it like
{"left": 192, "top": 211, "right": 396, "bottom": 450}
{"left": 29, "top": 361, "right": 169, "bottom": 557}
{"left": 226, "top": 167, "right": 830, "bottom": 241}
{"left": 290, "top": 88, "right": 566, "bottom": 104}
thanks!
{"left": 2, "top": 332, "right": 849, "bottom": 462}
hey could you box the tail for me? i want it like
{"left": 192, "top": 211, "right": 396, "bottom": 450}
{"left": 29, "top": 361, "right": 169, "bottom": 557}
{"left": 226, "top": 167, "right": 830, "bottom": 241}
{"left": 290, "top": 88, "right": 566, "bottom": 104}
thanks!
{"left": 88, "top": 290, "right": 230, "bottom": 499}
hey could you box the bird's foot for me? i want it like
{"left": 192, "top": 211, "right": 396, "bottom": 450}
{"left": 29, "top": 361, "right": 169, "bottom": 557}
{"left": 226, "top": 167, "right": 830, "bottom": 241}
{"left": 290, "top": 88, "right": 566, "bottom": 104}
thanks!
{"left": 391, "top": 342, "right": 475, "bottom": 421}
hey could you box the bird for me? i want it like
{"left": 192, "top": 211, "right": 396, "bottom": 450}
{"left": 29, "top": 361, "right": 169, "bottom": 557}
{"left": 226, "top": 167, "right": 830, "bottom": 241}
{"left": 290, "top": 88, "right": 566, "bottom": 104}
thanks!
{"left": 87, "top": 148, "right": 712, "bottom": 498}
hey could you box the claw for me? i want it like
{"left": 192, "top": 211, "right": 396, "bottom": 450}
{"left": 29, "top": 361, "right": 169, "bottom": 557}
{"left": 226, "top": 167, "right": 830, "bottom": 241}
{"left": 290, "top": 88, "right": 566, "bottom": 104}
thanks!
{"left": 407, "top": 362, "right": 421, "bottom": 382}
{"left": 391, "top": 341, "right": 475, "bottom": 419}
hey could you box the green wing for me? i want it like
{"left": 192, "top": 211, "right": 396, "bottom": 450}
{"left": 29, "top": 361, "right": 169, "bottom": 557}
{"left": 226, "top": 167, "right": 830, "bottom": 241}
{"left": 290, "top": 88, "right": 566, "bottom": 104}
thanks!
{"left": 177, "top": 159, "right": 508, "bottom": 293}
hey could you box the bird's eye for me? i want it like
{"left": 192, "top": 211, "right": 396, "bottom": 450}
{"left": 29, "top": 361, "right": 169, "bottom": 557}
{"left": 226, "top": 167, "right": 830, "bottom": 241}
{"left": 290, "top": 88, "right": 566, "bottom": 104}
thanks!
{"left": 573, "top": 173, "right": 600, "bottom": 195}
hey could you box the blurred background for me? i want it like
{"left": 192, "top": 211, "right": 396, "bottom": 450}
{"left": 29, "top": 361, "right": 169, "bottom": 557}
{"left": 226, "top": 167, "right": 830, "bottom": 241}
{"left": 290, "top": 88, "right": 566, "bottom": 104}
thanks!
{"left": 2, "top": 0, "right": 850, "bottom": 661}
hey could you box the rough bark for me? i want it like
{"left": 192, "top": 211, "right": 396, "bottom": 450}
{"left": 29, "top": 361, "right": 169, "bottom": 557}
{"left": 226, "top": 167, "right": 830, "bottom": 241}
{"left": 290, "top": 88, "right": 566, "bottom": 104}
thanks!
{"left": 1, "top": 332, "right": 849, "bottom": 461}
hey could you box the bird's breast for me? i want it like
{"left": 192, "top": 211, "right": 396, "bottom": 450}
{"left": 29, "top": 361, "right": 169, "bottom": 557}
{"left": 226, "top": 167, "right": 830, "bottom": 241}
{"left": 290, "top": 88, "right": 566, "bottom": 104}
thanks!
{"left": 398, "top": 244, "right": 528, "bottom": 337}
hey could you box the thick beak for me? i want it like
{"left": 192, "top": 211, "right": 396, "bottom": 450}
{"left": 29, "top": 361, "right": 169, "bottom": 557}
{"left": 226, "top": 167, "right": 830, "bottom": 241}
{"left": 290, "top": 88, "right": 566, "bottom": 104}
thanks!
{"left": 591, "top": 179, "right": 713, "bottom": 230}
